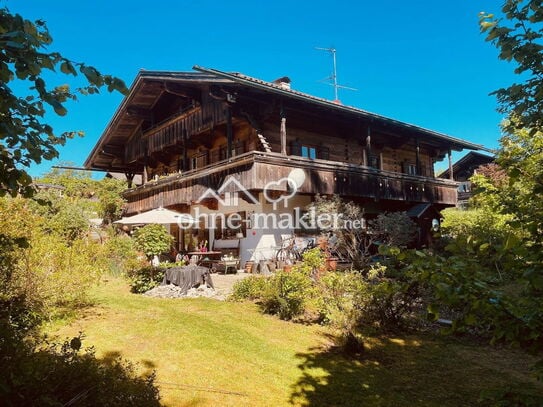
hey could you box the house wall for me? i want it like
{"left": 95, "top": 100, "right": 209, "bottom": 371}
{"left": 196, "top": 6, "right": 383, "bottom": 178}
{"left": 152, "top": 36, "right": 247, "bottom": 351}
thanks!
{"left": 136, "top": 96, "right": 438, "bottom": 182}
{"left": 259, "top": 121, "right": 434, "bottom": 177}
{"left": 184, "top": 191, "right": 312, "bottom": 268}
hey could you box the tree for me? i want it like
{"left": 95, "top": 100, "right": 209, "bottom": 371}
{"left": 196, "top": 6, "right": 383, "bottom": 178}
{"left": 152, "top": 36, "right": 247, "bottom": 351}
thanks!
{"left": 133, "top": 224, "right": 174, "bottom": 260}
{"left": 309, "top": 195, "right": 417, "bottom": 270}
{"left": 36, "top": 166, "right": 126, "bottom": 224}
{"left": 479, "top": 1, "right": 543, "bottom": 133}
{"left": 413, "top": 6, "right": 543, "bottom": 394}
{"left": 0, "top": 7, "right": 128, "bottom": 197}
{"left": 95, "top": 177, "right": 126, "bottom": 224}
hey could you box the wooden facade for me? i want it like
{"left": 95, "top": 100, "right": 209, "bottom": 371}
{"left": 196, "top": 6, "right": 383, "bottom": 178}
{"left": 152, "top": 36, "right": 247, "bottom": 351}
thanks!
{"left": 85, "top": 67, "right": 489, "bottom": 216}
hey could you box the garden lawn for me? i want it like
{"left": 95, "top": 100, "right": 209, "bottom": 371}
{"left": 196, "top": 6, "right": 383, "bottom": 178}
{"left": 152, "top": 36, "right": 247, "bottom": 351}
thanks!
{"left": 50, "top": 278, "right": 542, "bottom": 406}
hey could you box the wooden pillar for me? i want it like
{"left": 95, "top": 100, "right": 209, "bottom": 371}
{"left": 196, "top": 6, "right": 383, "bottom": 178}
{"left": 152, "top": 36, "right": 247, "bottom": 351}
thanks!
{"left": 448, "top": 149, "right": 454, "bottom": 180}
{"left": 415, "top": 139, "right": 421, "bottom": 175}
{"left": 226, "top": 106, "right": 233, "bottom": 159}
{"left": 280, "top": 104, "right": 287, "bottom": 155}
{"left": 182, "top": 129, "right": 188, "bottom": 170}
{"left": 143, "top": 142, "right": 148, "bottom": 184}
{"left": 365, "top": 126, "right": 371, "bottom": 166}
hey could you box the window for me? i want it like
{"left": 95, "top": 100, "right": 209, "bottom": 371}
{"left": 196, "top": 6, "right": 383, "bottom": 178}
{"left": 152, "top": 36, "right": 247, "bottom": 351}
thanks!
{"left": 191, "top": 151, "right": 208, "bottom": 169}
{"left": 407, "top": 164, "right": 417, "bottom": 176}
{"left": 215, "top": 211, "right": 247, "bottom": 239}
{"left": 301, "top": 145, "right": 316, "bottom": 159}
{"left": 402, "top": 161, "right": 417, "bottom": 175}
{"left": 368, "top": 155, "right": 380, "bottom": 169}
{"left": 458, "top": 181, "right": 471, "bottom": 192}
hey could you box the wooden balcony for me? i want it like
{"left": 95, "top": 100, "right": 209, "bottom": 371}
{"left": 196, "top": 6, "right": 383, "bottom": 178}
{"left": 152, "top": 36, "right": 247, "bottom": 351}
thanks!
{"left": 123, "top": 151, "right": 459, "bottom": 214}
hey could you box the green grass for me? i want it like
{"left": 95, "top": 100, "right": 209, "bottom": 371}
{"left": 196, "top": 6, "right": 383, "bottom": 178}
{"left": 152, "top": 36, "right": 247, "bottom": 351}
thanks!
{"left": 49, "top": 278, "right": 542, "bottom": 406}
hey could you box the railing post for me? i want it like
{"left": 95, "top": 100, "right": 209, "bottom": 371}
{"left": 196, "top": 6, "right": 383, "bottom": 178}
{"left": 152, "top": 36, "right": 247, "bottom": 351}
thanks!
{"left": 365, "top": 126, "right": 371, "bottom": 166}
{"left": 280, "top": 104, "right": 287, "bottom": 155}
{"left": 226, "top": 106, "right": 233, "bottom": 159}
{"left": 448, "top": 149, "right": 454, "bottom": 180}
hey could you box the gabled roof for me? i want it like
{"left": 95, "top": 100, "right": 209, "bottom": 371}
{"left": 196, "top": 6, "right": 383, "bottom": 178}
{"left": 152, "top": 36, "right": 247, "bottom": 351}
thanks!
{"left": 85, "top": 66, "right": 491, "bottom": 171}
{"left": 194, "top": 66, "right": 490, "bottom": 152}
{"left": 439, "top": 151, "right": 495, "bottom": 180}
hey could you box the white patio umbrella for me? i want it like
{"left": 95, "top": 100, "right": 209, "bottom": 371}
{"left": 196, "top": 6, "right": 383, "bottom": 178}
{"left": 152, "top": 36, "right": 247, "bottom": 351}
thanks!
{"left": 114, "top": 207, "right": 196, "bottom": 226}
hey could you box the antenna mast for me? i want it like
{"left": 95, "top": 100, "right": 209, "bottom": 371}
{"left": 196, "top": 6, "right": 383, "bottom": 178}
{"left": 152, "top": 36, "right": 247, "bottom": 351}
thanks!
{"left": 315, "top": 47, "right": 356, "bottom": 103}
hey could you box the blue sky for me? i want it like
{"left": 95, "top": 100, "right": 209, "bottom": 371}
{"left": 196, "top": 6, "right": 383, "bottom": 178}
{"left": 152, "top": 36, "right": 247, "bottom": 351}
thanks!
{"left": 7, "top": 0, "right": 515, "bottom": 176}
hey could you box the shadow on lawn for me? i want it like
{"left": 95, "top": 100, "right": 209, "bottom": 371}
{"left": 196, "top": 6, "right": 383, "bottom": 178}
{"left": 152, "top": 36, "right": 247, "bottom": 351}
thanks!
{"left": 289, "top": 335, "right": 476, "bottom": 407}
{"left": 102, "top": 350, "right": 157, "bottom": 374}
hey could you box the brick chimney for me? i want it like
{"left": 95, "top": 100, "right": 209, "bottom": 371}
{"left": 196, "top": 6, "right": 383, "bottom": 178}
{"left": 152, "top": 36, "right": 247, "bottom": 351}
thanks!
{"left": 272, "top": 76, "right": 291, "bottom": 90}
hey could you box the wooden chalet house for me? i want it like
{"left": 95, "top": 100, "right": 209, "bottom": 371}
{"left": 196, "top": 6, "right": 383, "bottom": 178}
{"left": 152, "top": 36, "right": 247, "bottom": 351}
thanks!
{"left": 85, "top": 66, "right": 489, "bottom": 265}
{"left": 439, "top": 151, "right": 495, "bottom": 209}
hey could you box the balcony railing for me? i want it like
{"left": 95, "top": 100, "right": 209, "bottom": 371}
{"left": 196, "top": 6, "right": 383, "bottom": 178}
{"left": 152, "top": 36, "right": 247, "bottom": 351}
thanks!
{"left": 124, "top": 151, "right": 459, "bottom": 214}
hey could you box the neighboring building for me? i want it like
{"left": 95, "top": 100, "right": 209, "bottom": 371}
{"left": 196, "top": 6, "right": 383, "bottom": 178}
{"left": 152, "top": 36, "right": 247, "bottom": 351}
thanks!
{"left": 85, "top": 66, "right": 490, "bottom": 265}
{"left": 33, "top": 183, "right": 66, "bottom": 196}
{"left": 105, "top": 172, "right": 143, "bottom": 187}
{"left": 439, "top": 151, "right": 495, "bottom": 209}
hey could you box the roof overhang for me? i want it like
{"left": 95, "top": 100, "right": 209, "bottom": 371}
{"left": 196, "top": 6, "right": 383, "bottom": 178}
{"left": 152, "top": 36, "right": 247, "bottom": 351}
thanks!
{"left": 85, "top": 66, "right": 493, "bottom": 172}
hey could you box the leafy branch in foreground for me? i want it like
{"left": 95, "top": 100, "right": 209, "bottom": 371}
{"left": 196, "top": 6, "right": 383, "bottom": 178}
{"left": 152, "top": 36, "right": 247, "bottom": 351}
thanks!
{"left": 0, "top": 7, "right": 128, "bottom": 197}
{"left": 479, "top": 1, "right": 543, "bottom": 133}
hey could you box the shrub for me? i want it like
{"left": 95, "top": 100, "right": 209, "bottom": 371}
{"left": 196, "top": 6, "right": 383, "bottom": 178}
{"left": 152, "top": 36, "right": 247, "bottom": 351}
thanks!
{"left": 230, "top": 275, "right": 268, "bottom": 301}
{"left": 260, "top": 270, "right": 313, "bottom": 320}
{"left": 313, "top": 271, "right": 368, "bottom": 353}
{"left": 125, "top": 266, "right": 166, "bottom": 293}
{"left": 440, "top": 207, "right": 520, "bottom": 279}
{"left": 315, "top": 272, "right": 365, "bottom": 322}
{"left": 22, "top": 235, "right": 105, "bottom": 311}
{"left": 361, "top": 278, "right": 424, "bottom": 332}
{"left": 103, "top": 233, "right": 146, "bottom": 276}
{"left": 293, "top": 247, "right": 326, "bottom": 276}
{"left": 231, "top": 270, "right": 313, "bottom": 320}
{"left": 0, "top": 331, "right": 160, "bottom": 406}
{"left": 47, "top": 201, "right": 90, "bottom": 241}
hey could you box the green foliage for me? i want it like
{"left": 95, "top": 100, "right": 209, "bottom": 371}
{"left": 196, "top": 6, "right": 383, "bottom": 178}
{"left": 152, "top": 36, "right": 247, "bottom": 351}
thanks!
{"left": 497, "top": 125, "right": 543, "bottom": 243}
{"left": 292, "top": 247, "right": 326, "bottom": 276}
{"left": 479, "top": 386, "right": 543, "bottom": 407}
{"left": 0, "top": 197, "right": 161, "bottom": 405}
{"left": 389, "top": 246, "right": 543, "bottom": 356}
{"left": 96, "top": 177, "right": 126, "bottom": 224}
{"left": 38, "top": 166, "right": 97, "bottom": 200}
{"left": 133, "top": 224, "right": 174, "bottom": 259}
{"left": 0, "top": 331, "right": 160, "bottom": 406}
{"left": 36, "top": 167, "right": 127, "bottom": 224}
{"left": 261, "top": 270, "right": 313, "bottom": 320}
{"left": 0, "top": 8, "right": 128, "bottom": 197}
{"left": 441, "top": 207, "right": 519, "bottom": 279}
{"left": 309, "top": 196, "right": 417, "bottom": 270}
{"left": 231, "top": 270, "right": 313, "bottom": 320}
{"left": 125, "top": 266, "right": 166, "bottom": 294}
{"left": 230, "top": 275, "right": 269, "bottom": 301}
{"left": 48, "top": 200, "right": 90, "bottom": 240}
{"left": 371, "top": 211, "right": 418, "bottom": 248}
{"left": 0, "top": 196, "right": 111, "bottom": 329}
{"left": 479, "top": 2, "right": 543, "bottom": 133}
{"left": 313, "top": 271, "right": 367, "bottom": 352}
{"left": 23, "top": 234, "right": 104, "bottom": 313}
{"left": 103, "top": 232, "right": 145, "bottom": 276}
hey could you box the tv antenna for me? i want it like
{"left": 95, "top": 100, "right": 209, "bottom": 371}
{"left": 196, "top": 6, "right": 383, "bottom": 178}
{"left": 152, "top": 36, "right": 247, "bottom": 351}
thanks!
{"left": 315, "top": 47, "right": 357, "bottom": 103}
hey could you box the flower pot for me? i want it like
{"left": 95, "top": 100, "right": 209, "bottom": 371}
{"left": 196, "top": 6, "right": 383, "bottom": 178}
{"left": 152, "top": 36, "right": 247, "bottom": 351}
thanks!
{"left": 326, "top": 257, "right": 338, "bottom": 271}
